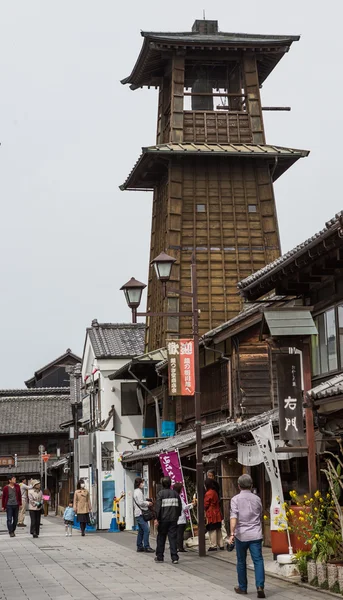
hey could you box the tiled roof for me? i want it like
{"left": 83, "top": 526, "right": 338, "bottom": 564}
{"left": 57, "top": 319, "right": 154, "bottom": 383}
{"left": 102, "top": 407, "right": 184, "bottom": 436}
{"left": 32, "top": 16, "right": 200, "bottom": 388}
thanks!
{"left": 0, "top": 394, "right": 72, "bottom": 435}
{"left": 25, "top": 349, "right": 81, "bottom": 387}
{"left": 122, "top": 26, "right": 299, "bottom": 88}
{"left": 238, "top": 212, "right": 343, "bottom": 296}
{"left": 123, "top": 408, "right": 278, "bottom": 463}
{"left": 307, "top": 373, "right": 343, "bottom": 401}
{"left": 88, "top": 321, "right": 145, "bottom": 359}
{"left": 121, "top": 144, "right": 309, "bottom": 191}
{"left": 141, "top": 31, "right": 299, "bottom": 44}
{"left": 0, "top": 388, "right": 69, "bottom": 397}
{"left": 0, "top": 457, "right": 41, "bottom": 475}
{"left": 202, "top": 294, "right": 286, "bottom": 340}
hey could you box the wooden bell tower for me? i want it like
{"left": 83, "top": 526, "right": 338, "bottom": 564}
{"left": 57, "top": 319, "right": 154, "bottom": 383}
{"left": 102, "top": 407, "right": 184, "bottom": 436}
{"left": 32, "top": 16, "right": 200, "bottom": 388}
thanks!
{"left": 121, "top": 19, "right": 309, "bottom": 351}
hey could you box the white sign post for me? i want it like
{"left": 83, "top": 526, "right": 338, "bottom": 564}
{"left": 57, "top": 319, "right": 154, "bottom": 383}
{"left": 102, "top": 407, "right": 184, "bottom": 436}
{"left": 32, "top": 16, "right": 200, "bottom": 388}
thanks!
{"left": 252, "top": 421, "right": 293, "bottom": 555}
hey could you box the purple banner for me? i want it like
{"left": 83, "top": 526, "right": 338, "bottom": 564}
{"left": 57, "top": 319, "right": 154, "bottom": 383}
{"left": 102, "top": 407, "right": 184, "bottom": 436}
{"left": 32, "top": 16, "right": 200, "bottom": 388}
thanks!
{"left": 159, "top": 450, "right": 190, "bottom": 519}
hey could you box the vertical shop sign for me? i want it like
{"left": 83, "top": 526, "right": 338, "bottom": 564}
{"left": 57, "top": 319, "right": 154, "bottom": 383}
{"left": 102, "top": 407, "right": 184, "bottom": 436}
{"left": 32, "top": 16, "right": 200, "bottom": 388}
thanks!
{"left": 166, "top": 339, "right": 195, "bottom": 396}
{"left": 276, "top": 353, "right": 304, "bottom": 440}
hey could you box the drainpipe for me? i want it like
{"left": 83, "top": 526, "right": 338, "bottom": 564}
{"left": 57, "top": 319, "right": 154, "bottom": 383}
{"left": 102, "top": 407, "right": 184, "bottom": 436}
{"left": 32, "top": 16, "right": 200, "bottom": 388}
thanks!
{"left": 128, "top": 365, "right": 161, "bottom": 438}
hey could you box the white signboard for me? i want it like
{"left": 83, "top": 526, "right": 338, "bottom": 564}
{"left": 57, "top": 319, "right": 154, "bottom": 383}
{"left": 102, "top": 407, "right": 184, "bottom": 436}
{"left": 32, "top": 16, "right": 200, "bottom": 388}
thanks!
{"left": 252, "top": 421, "right": 287, "bottom": 531}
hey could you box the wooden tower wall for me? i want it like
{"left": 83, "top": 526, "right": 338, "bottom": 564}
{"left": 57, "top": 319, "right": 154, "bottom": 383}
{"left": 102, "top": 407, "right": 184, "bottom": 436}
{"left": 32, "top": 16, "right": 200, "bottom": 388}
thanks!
{"left": 145, "top": 49, "right": 280, "bottom": 351}
{"left": 145, "top": 156, "right": 280, "bottom": 349}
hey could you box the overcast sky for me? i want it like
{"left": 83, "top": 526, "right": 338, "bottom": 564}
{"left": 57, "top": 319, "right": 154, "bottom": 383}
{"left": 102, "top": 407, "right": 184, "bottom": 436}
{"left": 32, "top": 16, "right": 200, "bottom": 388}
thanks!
{"left": 0, "top": 1, "right": 341, "bottom": 386}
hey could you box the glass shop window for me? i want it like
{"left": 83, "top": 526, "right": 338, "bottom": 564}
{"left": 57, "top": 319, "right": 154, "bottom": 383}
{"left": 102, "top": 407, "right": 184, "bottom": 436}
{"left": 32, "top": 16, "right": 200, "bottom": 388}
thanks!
{"left": 101, "top": 441, "right": 114, "bottom": 472}
{"left": 184, "top": 61, "right": 245, "bottom": 112}
{"left": 312, "top": 307, "right": 340, "bottom": 376}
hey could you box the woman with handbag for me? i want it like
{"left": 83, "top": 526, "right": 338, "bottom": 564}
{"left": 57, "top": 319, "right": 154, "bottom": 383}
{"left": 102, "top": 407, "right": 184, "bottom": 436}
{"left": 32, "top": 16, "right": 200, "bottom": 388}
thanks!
{"left": 133, "top": 477, "right": 154, "bottom": 553}
{"left": 28, "top": 480, "right": 43, "bottom": 538}
{"left": 73, "top": 479, "right": 92, "bottom": 536}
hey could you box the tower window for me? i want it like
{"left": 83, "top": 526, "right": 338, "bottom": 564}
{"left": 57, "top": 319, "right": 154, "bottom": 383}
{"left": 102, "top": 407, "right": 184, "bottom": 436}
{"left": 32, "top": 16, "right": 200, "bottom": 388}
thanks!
{"left": 248, "top": 205, "right": 257, "bottom": 213}
{"left": 197, "top": 204, "right": 206, "bottom": 213}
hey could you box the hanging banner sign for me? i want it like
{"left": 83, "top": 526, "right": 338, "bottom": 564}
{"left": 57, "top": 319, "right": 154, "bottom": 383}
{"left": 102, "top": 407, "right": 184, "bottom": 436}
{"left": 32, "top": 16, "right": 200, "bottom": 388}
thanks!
{"left": 276, "top": 353, "right": 304, "bottom": 440}
{"left": 166, "top": 339, "right": 195, "bottom": 396}
{"left": 159, "top": 450, "right": 190, "bottom": 519}
{"left": 252, "top": 421, "right": 287, "bottom": 531}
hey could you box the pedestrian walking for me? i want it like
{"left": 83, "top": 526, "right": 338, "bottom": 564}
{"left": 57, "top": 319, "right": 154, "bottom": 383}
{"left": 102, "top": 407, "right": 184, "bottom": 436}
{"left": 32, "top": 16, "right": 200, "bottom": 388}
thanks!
{"left": 63, "top": 501, "right": 75, "bottom": 536}
{"left": 1, "top": 475, "right": 22, "bottom": 537}
{"left": 133, "top": 477, "right": 154, "bottom": 553}
{"left": 28, "top": 480, "right": 43, "bottom": 538}
{"left": 73, "top": 479, "right": 91, "bottom": 536}
{"left": 204, "top": 478, "right": 224, "bottom": 551}
{"left": 228, "top": 474, "right": 265, "bottom": 598}
{"left": 173, "top": 482, "right": 196, "bottom": 552}
{"left": 155, "top": 476, "right": 182, "bottom": 564}
{"left": 18, "top": 477, "right": 32, "bottom": 527}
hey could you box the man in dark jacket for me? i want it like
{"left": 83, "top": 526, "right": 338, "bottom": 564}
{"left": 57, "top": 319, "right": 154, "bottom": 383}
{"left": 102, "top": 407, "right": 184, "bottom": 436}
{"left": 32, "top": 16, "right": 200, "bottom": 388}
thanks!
{"left": 1, "top": 475, "right": 22, "bottom": 537}
{"left": 155, "top": 476, "right": 182, "bottom": 564}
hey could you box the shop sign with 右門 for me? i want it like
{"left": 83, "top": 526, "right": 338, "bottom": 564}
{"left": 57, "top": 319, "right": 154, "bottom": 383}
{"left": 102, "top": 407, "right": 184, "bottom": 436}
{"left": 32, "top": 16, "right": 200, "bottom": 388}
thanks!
{"left": 166, "top": 339, "right": 195, "bottom": 396}
{"left": 276, "top": 353, "right": 304, "bottom": 441}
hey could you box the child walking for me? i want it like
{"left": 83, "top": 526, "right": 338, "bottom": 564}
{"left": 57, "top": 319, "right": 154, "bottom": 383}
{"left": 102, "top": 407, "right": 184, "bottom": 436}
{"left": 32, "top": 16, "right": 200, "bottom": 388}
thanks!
{"left": 63, "top": 501, "right": 75, "bottom": 536}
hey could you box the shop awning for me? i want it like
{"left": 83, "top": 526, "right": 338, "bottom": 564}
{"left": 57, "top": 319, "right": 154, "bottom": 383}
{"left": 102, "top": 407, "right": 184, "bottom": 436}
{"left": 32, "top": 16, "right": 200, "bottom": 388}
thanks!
{"left": 109, "top": 347, "right": 167, "bottom": 381}
{"left": 262, "top": 307, "right": 317, "bottom": 336}
{"left": 122, "top": 408, "right": 279, "bottom": 463}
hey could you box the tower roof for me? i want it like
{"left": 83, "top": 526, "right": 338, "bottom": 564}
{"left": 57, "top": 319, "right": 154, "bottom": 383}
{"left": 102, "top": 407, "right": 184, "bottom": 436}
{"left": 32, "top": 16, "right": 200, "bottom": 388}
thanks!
{"left": 122, "top": 20, "right": 300, "bottom": 89}
{"left": 120, "top": 143, "right": 309, "bottom": 191}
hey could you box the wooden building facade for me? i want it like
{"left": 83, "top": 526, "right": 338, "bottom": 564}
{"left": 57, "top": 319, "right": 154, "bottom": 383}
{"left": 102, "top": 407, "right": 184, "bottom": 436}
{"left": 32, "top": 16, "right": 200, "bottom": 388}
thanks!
{"left": 121, "top": 18, "right": 309, "bottom": 350}
{"left": 119, "top": 212, "right": 343, "bottom": 536}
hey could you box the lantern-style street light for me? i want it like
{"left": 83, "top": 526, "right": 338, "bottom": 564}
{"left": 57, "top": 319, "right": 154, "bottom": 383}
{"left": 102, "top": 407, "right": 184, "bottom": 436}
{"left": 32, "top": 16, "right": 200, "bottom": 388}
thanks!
{"left": 120, "top": 277, "right": 146, "bottom": 323}
{"left": 120, "top": 252, "right": 206, "bottom": 557}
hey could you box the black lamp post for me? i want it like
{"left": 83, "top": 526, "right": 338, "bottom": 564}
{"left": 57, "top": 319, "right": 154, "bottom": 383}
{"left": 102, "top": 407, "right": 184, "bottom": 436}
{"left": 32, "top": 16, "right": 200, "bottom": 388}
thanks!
{"left": 120, "top": 252, "right": 206, "bottom": 557}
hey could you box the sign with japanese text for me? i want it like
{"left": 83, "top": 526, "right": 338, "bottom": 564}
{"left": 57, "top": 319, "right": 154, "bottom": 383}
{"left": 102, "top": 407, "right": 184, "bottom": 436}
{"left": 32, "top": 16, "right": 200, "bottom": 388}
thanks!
{"left": 0, "top": 456, "right": 14, "bottom": 467}
{"left": 166, "top": 339, "right": 195, "bottom": 396}
{"left": 159, "top": 450, "right": 190, "bottom": 519}
{"left": 276, "top": 353, "right": 304, "bottom": 440}
{"left": 252, "top": 421, "right": 287, "bottom": 532}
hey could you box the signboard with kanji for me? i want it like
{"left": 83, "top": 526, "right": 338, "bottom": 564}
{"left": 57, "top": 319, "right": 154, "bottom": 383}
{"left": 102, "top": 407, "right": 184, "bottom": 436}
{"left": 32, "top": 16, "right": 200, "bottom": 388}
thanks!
{"left": 276, "top": 353, "right": 304, "bottom": 440}
{"left": 166, "top": 338, "right": 195, "bottom": 396}
{"left": 0, "top": 456, "right": 14, "bottom": 467}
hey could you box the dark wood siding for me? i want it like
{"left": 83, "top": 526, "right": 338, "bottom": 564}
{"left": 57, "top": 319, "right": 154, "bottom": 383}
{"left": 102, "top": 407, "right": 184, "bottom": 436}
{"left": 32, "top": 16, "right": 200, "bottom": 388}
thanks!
{"left": 233, "top": 326, "right": 272, "bottom": 417}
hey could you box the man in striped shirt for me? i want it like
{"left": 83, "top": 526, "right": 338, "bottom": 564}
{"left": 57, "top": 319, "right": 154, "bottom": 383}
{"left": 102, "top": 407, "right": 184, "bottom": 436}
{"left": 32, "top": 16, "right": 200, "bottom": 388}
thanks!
{"left": 155, "top": 477, "right": 182, "bottom": 564}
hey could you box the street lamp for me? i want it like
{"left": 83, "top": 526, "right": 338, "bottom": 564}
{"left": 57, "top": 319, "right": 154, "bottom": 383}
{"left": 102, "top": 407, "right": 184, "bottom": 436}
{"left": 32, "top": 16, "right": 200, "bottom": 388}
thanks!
{"left": 120, "top": 277, "right": 146, "bottom": 323}
{"left": 150, "top": 252, "right": 176, "bottom": 282}
{"left": 120, "top": 252, "right": 206, "bottom": 557}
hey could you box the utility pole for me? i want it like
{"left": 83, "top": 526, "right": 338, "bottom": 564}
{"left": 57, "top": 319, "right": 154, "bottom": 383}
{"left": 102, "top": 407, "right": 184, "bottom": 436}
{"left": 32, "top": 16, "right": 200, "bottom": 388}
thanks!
{"left": 67, "top": 364, "right": 82, "bottom": 490}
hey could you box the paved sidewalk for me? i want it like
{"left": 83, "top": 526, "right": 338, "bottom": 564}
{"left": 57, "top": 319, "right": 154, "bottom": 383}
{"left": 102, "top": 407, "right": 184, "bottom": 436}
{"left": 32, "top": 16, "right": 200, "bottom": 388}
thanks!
{"left": 0, "top": 514, "right": 330, "bottom": 600}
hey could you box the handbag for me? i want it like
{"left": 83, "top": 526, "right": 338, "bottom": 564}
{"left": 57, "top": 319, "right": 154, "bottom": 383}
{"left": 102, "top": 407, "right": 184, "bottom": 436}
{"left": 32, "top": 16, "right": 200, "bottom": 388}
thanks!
{"left": 89, "top": 512, "right": 96, "bottom": 527}
{"left": 134, "top": 497, "right": 155, "bottom": 522}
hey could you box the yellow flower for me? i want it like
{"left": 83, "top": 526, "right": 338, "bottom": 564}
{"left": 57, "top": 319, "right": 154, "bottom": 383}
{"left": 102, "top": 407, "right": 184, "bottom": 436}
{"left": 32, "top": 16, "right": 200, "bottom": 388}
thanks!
{"left": 305, "top": 500, "right": 310, "bottom": 505}
{"left": 315, "top": 534, "right": 320, "bottom": 539}
{"left": 327, "top": 493, "right": 331, "bottom": 499}
{"left": 304, "top": 494, "right": 307, "bottom": 499}
{"left": 314, "top": 507, "right": 318, "bottom": 512}
{"left": 289, "top": 509, "right": 295, "bottom": 516}
{"left": 263, "top": 515, "right": 268, "bottom": 521}
{"left": 299, "top": 510, "right": 304, "bottom": 516}
{"left": 314, "top": 490, "right": 320, "bottom": 498}
{"left": 310, "top": 498, "right": 314, "bottom": 503}
{"left": 335, "top": 513, "right": 339, "bottom": 519}
{"left": 299, "top": 517, "right": 305, "bottom": 522}
{"left": 319, "top": 498, "right": 323, "bottom": 503}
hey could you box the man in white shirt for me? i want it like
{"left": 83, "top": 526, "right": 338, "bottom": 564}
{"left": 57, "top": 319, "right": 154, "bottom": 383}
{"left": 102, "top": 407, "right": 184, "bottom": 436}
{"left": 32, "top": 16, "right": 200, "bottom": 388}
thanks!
{"left": 18, "top": 477, "right": 31, "bottom": 527}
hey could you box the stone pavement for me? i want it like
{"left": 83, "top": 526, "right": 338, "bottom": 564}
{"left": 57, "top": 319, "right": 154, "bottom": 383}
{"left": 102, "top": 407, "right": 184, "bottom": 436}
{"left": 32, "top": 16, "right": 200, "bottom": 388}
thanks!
{"left": 0, "top": 513, "right": 329, "bottom": 600}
